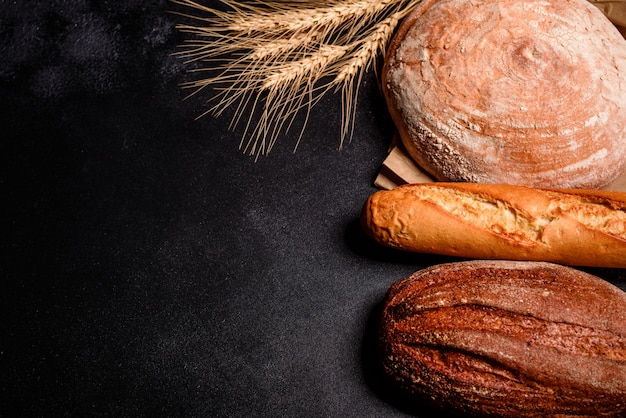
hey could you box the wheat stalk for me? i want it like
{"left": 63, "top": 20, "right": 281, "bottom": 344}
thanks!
{"left": 334, "top": 10, "right": 407, "bottom": 141}
{"left": 172, "top": 0, "right": 422, "bottom": 157}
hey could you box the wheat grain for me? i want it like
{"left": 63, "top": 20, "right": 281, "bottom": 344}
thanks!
{"left": 334, "top": 10, "right": 408, "bottom": 141}
{"left": 262, "top": 45, "right": 346, "bottom": 90}
{"left": 248, "top": 37, "right": 308, "bottom": 61}
{"left": 224, "top": 0, "right": 394, "bottom": 35}
{"left": 336, "top": 12, "right": 403, "bottom": 83}
{"left": 173, "top": 0, "right": 423, "bottom": 156}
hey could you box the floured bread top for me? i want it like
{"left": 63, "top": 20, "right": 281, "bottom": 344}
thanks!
{"left": 383, "top": 0, "right": 626, "bottom": 188}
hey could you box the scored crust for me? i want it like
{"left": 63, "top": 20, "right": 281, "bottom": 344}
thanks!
{"left": 383, "top": 0, "right": 626, "bottom": 188}
{"left": 379, "top": 260, "right": 626, "bottom": 417}
{"left": 361, "top": 183, "right": 626, "bottom": 267}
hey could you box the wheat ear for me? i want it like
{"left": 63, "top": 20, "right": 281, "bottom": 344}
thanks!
{"left": 172, "top": 0, "right": 422, "bottom": 158}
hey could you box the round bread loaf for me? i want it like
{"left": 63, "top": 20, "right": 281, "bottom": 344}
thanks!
{"left": 383, "top": 0, "right": 626, "bottom": 188}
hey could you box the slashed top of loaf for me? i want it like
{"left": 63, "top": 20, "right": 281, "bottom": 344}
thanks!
{"left": 405, "top": 184, "right": 626, "bottom": 242}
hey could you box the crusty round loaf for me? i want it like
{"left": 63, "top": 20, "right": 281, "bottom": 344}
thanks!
{"left": 383, "top": 0, "right": 626, "bottom": 188}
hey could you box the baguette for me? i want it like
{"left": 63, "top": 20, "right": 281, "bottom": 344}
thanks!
{"left": 361, "top": 183, "right": 626, "bottom": 268}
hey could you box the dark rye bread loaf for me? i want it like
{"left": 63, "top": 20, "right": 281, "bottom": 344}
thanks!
{"left": 382, "top": 0, "right": 626, "bottom": 188}
{"left": 379, "top": 260, "right": 626, "bottom": 417}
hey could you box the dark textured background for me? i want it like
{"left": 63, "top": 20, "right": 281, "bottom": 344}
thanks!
{"left": 3, "top": 1, "right": 625, "bottom": 417}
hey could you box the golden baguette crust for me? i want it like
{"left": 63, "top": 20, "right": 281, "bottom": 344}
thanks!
{"left": 361, "top": 183, "right": 626, "bottom": 268}
{"left": 379, "top": 260, "right": 626, "bottom": 417}
{"left": 382, "top": 0, "right": 626, "bottom": 188}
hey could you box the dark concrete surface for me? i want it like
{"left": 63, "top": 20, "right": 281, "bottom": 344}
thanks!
{"left": 3, "top": 1, "right": 625, "bottom": 417}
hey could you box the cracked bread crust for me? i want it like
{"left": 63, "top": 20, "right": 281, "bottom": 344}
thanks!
{"left": 379, "top": 260, "right": 626, "bottom": 417}
{"left": 361, "top": 183, "right": 626, "bottom": 267}
{"left": 382, "top": 0, "right": 626, "bottom": 188}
